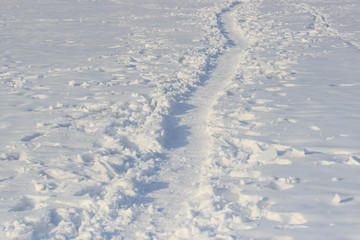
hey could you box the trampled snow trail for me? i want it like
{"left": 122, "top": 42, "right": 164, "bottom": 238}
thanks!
{"left": 139, "top": 3, "right": 248, "bottom": 237}
{"left": 145, "top": 0, "right": 360, "bottom": 238}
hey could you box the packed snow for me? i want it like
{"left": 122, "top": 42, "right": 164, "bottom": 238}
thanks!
{"left": 1, "top": 0, "right": 360, "bottom": 239}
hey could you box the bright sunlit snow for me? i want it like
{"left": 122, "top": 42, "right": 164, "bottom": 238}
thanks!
{"left": 1, "top": 0, "right": 360, "bottom": 239}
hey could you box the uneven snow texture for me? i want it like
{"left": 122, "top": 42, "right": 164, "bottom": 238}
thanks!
{"left": 1, "top": 0, "right": 360, "bottom": 239}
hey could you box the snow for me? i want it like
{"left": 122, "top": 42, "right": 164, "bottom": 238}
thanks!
{"left": 1, "top": 0, "right": 360, "bottom": 239}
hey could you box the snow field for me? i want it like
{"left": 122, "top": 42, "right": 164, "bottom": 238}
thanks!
{"left": 1, "top": 0, "right": 360, "bottom": 239}
{"left": 0, "top": 0, "right": 237, "bottom": 238}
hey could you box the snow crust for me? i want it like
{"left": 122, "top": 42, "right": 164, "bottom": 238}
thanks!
{"left": 1, "top": 0, "right": 360, "bottom": 239}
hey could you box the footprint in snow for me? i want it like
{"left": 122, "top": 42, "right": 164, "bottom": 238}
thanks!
{"left": 266, "top": 177, "right": 301, "bottom": 191}
{"left": 0, "top": 152, "right": 20, "bottom": 161}
{"left": 265, "top": 87, "right": 282, "bottom": 92}
{"left": 346, "top": 155, "right": 360, "bottom": 166}
{"left": 31, "top": 94, "right": 49, "bottom": 99}
{"left": 21, "top": 132, "right": 42, "bottom": 142}
{"left": 10, "top": 196, "right": 35, "bottom": 212}
{"left": 265, "top": 210, "right": 307, "bottom": 225}
{"left": 332, "top": 193, "right": 354, "bottom": 205}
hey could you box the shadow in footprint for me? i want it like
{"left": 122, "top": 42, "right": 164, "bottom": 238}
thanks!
{"left": 165, "top": 124, "right": 191, "bottom": 149}
{"left": 137, "top": 181, "right": 169, "bottom": 196}
{"left": 10, "top": 196, "right": 35, "bottom": 212}
{"left": 170, "top": 101, "right": 195, "bottom": 116}
{"left": 340, "top": 197, "right": 354, "bottom": 203}
{"left": 164, "top": 102, "right": 195, "bottom": 149}
{"left": 116, "top": 181, "right": 169, "bottom": 209}
{"left": 21, "top": 132, "right": 42, "bottom": 142}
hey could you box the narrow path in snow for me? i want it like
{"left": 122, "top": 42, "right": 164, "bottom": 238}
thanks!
{"left": 145, "top": 3, "right": 247, "bottom": 236}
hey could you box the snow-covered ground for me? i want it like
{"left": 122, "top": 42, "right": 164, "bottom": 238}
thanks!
{"left": 1, "top": 0, "right": 360, "bottom": 239}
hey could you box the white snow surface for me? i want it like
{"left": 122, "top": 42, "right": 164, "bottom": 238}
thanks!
{"left": 1, "top": 0, "right": 360, "bottom": 239}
